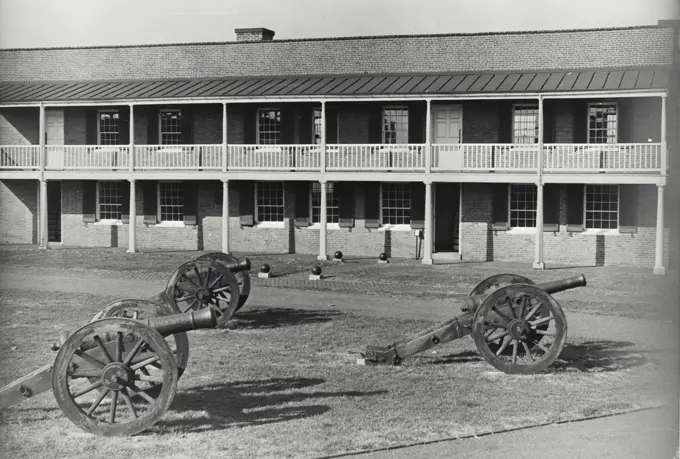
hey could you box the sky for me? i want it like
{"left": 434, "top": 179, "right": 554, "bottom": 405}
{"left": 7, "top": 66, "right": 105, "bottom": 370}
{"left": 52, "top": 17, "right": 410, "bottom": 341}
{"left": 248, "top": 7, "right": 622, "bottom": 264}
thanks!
{"left": 0, "top": 0, "right": 678, "bottom": 49}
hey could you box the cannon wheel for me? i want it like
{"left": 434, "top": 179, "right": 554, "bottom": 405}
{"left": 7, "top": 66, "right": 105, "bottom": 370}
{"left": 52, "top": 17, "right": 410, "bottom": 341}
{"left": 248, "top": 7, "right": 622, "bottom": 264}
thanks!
{"left": 196, "top": 252, "right": 251, "bottom": 311}
{"left": 165, "top": 259, "right": 241, "bottom": 327}
{"left": 471, "top": 284, "right": 567, "bottom": 374}
{"left": 52, "top": 318, "right": 178, "bottom": 437}
{"left": 470, "top": 274, "right": 535, "bottom": 298}
{"left": 89, "top": 299, "right": 190, "bottom": 380}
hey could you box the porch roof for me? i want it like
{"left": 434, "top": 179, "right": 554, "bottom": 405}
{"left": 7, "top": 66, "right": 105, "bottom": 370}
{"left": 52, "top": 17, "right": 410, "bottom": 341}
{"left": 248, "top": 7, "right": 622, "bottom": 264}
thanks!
{"left": 0, "top": 66, "right": 669, "bottom": 104}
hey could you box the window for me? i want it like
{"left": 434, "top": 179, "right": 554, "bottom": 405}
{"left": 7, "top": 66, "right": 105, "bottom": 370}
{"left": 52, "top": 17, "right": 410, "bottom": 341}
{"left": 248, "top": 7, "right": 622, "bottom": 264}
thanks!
{"left": 512, "top": 105, "right": 538, "bottom": 144}
{"left": 585, "top": 185, "right": 618, "bottom": 229}
{"left": 98, "top": 111, "right": 120, "bottom": 145}
{"left": 158, "top": 181, "right": 184, "bottom": 222}
{"left": 313, "top": 108, "right": 322, "bottom": 145}
{"left": 588, "top": 103, "right": 617, "bottom": 144}
{"left": 257, "top": 109, "right": 281, "bottom": 145}
{"left": 256, "top": 182, "right": 284, "bottom": 222}
{"left": 383, "top": 108, "right": 409, "bottom": 144}
{"left": 311, "top": 182, "right": 339, "bottom": 223}
{"left": 381, "top": 183, "right": 410, "bottom": 225}
{"left": 160, "top": 110, "right": 183, "bottom": 145}
{"left": 97, "top": 181, "right": 122, "bottom": 220}
{"left": 509, "top": 184, "right": 537, "bottom": 228}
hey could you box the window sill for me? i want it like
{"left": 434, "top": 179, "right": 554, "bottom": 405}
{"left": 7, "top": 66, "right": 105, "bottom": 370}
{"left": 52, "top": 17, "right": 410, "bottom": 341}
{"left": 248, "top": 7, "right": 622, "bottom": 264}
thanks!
{"left": 377, "top": 224, "right": 412, "bottom": 232}
{"left": 154, "top": 221, "right": 186, "bottom": 228}
{"left": 308, "top": 223, "right": 341, "bottom": 230}
{"left": 93, "top": 220, "right": 123, "bottom": 226}
{"left": 581, "top": 229, "right": 621, "bottom": 236}
{"left": 505, "top": 227, "right": 536, "bottom": 235}
{"left": 255, "top": 221, "right": 285, "bottom": 229}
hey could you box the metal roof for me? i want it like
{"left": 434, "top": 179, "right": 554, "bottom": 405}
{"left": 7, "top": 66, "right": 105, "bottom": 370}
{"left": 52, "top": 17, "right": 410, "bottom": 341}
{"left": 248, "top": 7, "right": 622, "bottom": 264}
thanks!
{"left": 0, "top": 67, "right": 669, "bottom": 104}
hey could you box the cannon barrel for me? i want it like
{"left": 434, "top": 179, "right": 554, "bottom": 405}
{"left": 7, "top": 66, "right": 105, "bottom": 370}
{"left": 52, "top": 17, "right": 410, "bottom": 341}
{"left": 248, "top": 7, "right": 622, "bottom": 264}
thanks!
{"left": 146, "top": 308, "right": 217, "bottom": 336}
{"left": 217, "top": 257, "right": 251, "bottom": 273}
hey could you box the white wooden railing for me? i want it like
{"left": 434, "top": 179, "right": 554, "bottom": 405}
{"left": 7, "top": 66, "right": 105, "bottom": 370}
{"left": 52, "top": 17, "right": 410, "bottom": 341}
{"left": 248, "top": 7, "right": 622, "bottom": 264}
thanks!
{"left": 326, "top": 144, "right": 425, "bottom": 170}
{"left": 432, "top": 144, "right": 539, "bottom": 171}
{"left": 543, "top": 143, "right": 661, "bottom": 172}
{"left": 134, "top": 145, "right": 221, "bottom": 170}
{"left": 227, "top": 145, "right": 320, "bottom": 170}
{"left": 45, "top": 145, "right": 130, "bottom": 170}
{"left": 0, "top": 145, "right": 40, "bottom": 169}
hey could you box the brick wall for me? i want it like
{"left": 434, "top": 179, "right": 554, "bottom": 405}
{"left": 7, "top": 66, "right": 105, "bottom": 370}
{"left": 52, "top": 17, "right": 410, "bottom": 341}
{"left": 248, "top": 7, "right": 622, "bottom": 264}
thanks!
{"left": 0, "top": 179, "right": 37, "bottom": 243}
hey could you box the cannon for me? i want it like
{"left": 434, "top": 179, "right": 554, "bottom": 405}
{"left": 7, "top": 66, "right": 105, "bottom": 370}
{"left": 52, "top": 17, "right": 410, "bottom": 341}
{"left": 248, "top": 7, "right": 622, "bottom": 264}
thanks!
{"left": 0, "top": 306, "right": 219, "bottom": 437}
{"left": 360, "top": 273, "right": 587, "bottom": 374}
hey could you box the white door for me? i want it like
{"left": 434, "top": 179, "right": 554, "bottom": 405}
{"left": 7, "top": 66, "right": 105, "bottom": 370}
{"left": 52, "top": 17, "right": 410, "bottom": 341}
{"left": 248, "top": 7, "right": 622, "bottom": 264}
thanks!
{"left": 46, "top": 110, "right": 64, "bottom": 169}
{"left": 432, "top": 105, "right": 462, "bottom": 170}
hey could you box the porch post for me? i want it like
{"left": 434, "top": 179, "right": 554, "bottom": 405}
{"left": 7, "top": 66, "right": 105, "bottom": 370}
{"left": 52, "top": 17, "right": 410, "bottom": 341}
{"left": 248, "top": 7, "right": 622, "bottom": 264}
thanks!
{"left": 317, "top": 180, "right": 329, "bottom": 261}
{"left": 39, "top": 178, "right": 48, "bottom": 249}
{"left": 38, "top": 104, "right": 46, "bottom": 249}
{"left": 39, "top": 103, "right": 45, "bottom": 172}
{"left": 222, "top": 179, "right": 230, "bottom": 254}
{"left": 653, "top": 184, "right": 666, "bottom": 275}
{"left": 127, "top": 179, "right": 136, "bottom": 253}
{"left": 661, "top": 95, "right": 667, "bottom": 175}
{"left": 422, "top": 180, "right": 433, "bottom": 265}
{"left": 222, "top": 102, "right": 228, "bottom": 172}
{"left": 320, "top": 101, "right": 326, "bottom": 173}
{"left": 128, "top": 104, "right": 135, "bottom": 172}
{"left": 425, "top": 99, "right": 432, "bottom": 174}
{"left": 533, "top": 96, "right": 545, "bottom": 269}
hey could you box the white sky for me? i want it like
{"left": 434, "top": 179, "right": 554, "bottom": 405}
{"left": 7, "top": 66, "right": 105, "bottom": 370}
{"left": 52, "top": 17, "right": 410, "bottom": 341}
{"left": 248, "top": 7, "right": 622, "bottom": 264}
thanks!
{"left": 0, "top": 0, "right": 678, "bottom": 49}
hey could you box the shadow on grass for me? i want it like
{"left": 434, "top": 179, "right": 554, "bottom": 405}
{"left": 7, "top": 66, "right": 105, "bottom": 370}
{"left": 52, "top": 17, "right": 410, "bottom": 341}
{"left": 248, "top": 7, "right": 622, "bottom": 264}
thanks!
{"left": 228, "top": 307, "right": 343, "bottom": 329}
{"left": 164, "top": 377, "right": 388, "bottom": 433}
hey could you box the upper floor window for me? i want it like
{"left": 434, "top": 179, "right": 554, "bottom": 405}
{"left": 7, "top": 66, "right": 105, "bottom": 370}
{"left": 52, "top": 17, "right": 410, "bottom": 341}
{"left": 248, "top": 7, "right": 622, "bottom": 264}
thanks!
{"left": 512, "top": 105, "right": 538, "bottom": 144}
{"left": 588, "top": 103, "right": 617, "bottom": 144}
{"left": 383, "top": 108, "right": 409, "bottom": 144}
{"left": 256, "top": 181, "right": 284, "bottom": 222}
{"left": 509, "top": 184, "right": 537, "bottom": 228}
{"left": 585, "top": 184, "right": 618, "bottom": 229}
{"left": 98, "top": 111, "right": 120, "bottom": 145}
{"left": 311, "top": 182, "right": 339, "bottom": 224}
{"left": 160, "top": 110, "right": 183, "bottom": 145}
{"left": 381, "top": 183, "right": 410, "bottom": 225}
{"left": 97, "top": 181, "right": 122, "bottom": 220}
{"left": 158, "top": 181, "right": 184, "bottom": 222}
{"left": 313, "top": 108, "right": 322, "bottom": 145}
{"left": 258, "top": 109, "right": 281, "bottom": 145}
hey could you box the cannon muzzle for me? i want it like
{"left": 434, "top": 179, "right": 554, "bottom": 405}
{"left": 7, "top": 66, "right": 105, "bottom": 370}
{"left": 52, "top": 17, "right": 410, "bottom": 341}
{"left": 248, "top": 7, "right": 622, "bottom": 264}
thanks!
{"left": 146, "top": 308, "right": 218, "bottom": 336}
{"left": 218, "top": 257, "right": 251, "bottom": 273}
{"left": 536, "top": 273, "right": 587, "bottom": 295}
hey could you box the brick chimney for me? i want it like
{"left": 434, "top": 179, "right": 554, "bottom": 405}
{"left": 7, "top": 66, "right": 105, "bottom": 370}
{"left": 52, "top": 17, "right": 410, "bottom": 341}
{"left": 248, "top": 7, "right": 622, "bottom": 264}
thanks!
{"left": 235, "top": 28, "right": 275, "bottom": 42}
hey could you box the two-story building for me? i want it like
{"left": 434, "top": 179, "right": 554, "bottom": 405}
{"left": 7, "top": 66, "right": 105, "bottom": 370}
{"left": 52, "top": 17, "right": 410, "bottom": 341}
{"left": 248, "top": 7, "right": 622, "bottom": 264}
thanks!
{"left": 0, "top": 22, "right": 678, "bottom": 273}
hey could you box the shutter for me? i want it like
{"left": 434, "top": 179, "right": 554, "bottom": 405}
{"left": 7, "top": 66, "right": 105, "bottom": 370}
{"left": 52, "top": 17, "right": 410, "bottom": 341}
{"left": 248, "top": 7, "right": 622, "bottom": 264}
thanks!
{"left": 364, "top": 182, "right": 381, "bottom": 228}
{"left": 239, "top": 181, "right": 255, "bottom": 226}
{"left": 542, "top": 100, "right": 556, "bottom": 144}
{"left": 543, "top": 184, "right": 560, "bottom": 232}
{"left": 280, "top": 105, "right": 295, "bottom": 145}
{"left": 368, "top": 104, "right": 383, "bottom": 144}
{"left": 572, "top": 100, "right": 589, "bottom": 143}
{"left": 337, "top": 182, "right": 354, "bottom": 228}
{"left": 244, "top": 106, "right": 257, "bottom": 144}
{"left": 498, "top": 102, "right": 513, "bottom": 143}
{"left": 410, "top": 182, "right": 425, "bottom": 229}
{"left": 82, "top": 180, "right": 97, "bottom": 223}
{"left": 147, "top": 107, "right": 159, "bottom": 144}
{"left": 182, "top": 180, "right": 198, "bottom": 226}
{"left": 86, "top": 110, "right": 98, "bottom": 145}
{"left": 121, "top": 180, "right": 131, "bottom": 223}
{"left": 566, "top": 184, "right": 584, "bottom": 232}
{"left": 142, "top": 180, "right": 157, "bottom": 225}
{"left": 119, "top": 107, "right": 130, "bottom": 145}
{"left": 326, "top": 107, "right": 338, "bottom": 143}
{"left": 180, "top": 107, "right": 193, "bottom": 144}
{"left": 491, "top": 183, "right": 509, "bottom": 230}
{"left": 294, "top": 181, "right": 310, "bottom": 227}
{"left": 618, "top": 185, "right": 637, "bottom": 233}
{"left": 407, "top": 103, "right": 425, "bottom": 143}
{"left": 299, "top": 106, "right": 313, "bottom": 144}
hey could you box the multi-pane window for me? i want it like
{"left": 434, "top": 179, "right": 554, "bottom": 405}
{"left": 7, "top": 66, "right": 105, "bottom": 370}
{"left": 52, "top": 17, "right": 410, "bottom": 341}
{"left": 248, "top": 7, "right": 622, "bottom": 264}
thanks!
{"left": 258, "top": 109, "right": 281, "bottom": 145}
{"left": 256, "top": 182, "right": 284, "bottom": 222}
{"left": 160, "top": 110, "right": 183, "bottom": 145}
{"left": 98, "top": 111, "right": 120, "bottom": 145}
{"left": 158, "top": 182, "right": 184, "bottom": 222}
{"left": 311, "top": 182, "right": 339, "bottom": 223}
{"left": 381, "top": 183, "right": 410, "bottom": 225}
{"left": 98, "top": 181, "right": 122, "bottom": 220}
{"left": 509, "top": 184, "right": 537, "bottom": 227}
{"left": 313, "top": 108, "right": 322, "bottom": 145}
{"left": 383, "top": 108, "right": 409, "bottom": 144}
{"left": 512, "top": 105, "right": 538, "bottom": 144}
{"left": 585, "top": 185, "right": 618, "bottom": 229}
{"left": 588, "top": 103, "right": 617, "bottom": 144}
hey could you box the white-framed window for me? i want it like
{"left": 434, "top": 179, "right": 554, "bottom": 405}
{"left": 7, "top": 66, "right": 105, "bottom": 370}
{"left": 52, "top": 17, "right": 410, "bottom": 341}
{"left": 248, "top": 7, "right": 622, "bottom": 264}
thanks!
{"left": 383, "top": 107, "right": 409, "bottom": 144}
{"left": 509, "top": 184, "right": 537, "bottom": 228}
{"left": 512, "top": 104, "right": 538, "bottom": 144}
{"left": 160, "top": 110, "right": 183, "bottom": 145}
{"left": 381, "top": 183, "right": 410, "bottom": 225}
{"left": 98, "top": 110, "right": 120, "bottom": 145}
{"left": 585, "top": 184, "right": 619, "bottom": 229}
{"left": 157, "top": 181, "right": 184, "bottom": 222}
{"left": 588, "top": 103, "right": 617, "bottom": 144}
{"left": 313, "top": 107, "right": 322, "bottom": 145}
{"left": 311, "top": 182, "right": 339, "bottom": 224}
{"left": 257, "top": 109, "right": 281, "bottom": 145}
{"left": 255, "top": 181, "right": 285, "bottom": 223}
{"left": 97, "top": 181, "right": 122, "bottom": 220}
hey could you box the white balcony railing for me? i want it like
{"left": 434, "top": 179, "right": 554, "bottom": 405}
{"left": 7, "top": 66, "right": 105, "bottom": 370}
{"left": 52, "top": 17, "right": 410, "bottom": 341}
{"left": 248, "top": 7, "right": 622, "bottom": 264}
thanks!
{"left": 433, "top": 144, "right": 539, "bottom": 171}
{"left": 134, "top": 145, "right": 221, "bottom": 170}
{"left": 0, "top": 145, "right": 40, "bottom": 169}
{"left": 326, "top": 144, "right": 425, "bottom": 170}
{"left": 543, "top": 143, "right": 661, "bottom": 172}
{"left": 45, "top": 145, "right": 130, "bottom": 170}
{"left": 228, "top": 145, "right": 320, "bottom": 170}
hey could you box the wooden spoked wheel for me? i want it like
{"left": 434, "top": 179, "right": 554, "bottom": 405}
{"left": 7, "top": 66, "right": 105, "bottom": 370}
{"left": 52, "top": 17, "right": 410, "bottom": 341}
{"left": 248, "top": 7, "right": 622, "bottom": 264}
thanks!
{"left": 469, "top": 274, "right": 535, "bottom": 298}
{"left": 52, "top": 318, "right": 178, "bottom": 437}
{"left": 471, "top": 284, "right": 567, "bottom": 374}
{"left": 165, "top": 259, "right": 240, "bottom": 327}
{"left": 196, "top": 252, "right": 251, "bottom": 311}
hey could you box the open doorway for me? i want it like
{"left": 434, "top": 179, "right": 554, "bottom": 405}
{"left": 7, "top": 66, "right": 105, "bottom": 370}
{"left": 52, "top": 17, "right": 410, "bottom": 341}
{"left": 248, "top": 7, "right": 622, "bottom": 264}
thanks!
{"left": 47, "top": 181, "right": 62, "bottom": 243}
{"left": 433, "top": 182, "right": 459, "bottom": 253}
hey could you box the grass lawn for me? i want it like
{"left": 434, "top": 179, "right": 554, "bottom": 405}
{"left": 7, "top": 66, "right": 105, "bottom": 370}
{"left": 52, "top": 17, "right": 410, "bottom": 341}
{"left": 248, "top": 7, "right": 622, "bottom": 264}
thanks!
{"left": 0, "top": 287, "right": 676, "bottom": 459}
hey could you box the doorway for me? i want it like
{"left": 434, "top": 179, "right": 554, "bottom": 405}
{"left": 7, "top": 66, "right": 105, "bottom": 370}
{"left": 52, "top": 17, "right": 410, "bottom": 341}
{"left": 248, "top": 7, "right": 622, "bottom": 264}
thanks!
{"left": 432, "top": 104, "right": 462, "bottom": 170}
{"left": 434, "top": 183, "right": 459, "bottom": 253}
{"left": 47, "top": 181, "right": 62, "bottom": 243}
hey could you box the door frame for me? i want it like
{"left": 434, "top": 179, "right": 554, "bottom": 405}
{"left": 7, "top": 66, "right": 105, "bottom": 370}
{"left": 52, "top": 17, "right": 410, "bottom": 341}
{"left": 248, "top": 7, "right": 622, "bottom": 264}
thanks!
{"left": 430, "top": 103, "right": 463, "bottom": 143}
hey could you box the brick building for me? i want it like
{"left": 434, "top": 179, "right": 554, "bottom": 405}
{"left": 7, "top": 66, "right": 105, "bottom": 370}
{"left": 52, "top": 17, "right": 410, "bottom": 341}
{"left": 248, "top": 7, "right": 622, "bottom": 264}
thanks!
{"left": 0, "top": 22, "right": 678, "bottom": 273}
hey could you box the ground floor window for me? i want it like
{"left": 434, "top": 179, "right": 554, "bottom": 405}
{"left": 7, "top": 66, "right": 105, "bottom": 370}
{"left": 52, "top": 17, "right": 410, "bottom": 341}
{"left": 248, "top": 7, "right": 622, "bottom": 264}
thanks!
{"left": 585, "top": 184, "right": 618, "bottom": 229}
{"left": 97, "top": 181, "right": 122, "bottom": 220}
{"left": 381, "top": 183, "right": 410, "bottom": 225}
{"left": 311, "top": 182, "right": 339, "bottom": 223}
{"left": 256, "top": 181, "right": 285, "bottom": 222}
{"left": 158, "top": 181, "right": 184, "bottom": 222}
{"left": 509, "top": 184, "right": 537, "bottom": 227}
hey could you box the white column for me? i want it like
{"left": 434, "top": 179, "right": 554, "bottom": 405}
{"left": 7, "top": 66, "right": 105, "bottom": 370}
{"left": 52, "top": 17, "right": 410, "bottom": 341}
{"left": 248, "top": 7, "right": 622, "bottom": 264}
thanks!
{"left": 222, "top": 179, "right": 230, "bottom": 254}
{"left": 661, "top": 95, "right": 667, "bottom": 176}
{"left": 425, "top": 99, "right": 432, "bottom": 174}
{"left": 653, "top": 184, "right": 666, "bottom": 275}
{"left": 317, "top": 180, "right": 329, "bottom": 260}
{"left": 533, "top": 96, "right": 545, "bottom": 270}
{"left": 38, "top": 104, "right": 46, "bottom": 249}
{"left": 222, "top": 102, "right": 228, "bottom": 172}
{"left": 128, "top": 104, "right": 135, "bottom": 171}
{"left": 127, "top": 179, "right": 136, "bottom": 253}
{"left": 320, "top": 101, "right": 326, "bottom": 173}
{"left": 422, "top": 180, "right": 433, "bottom": 265}
{"left": 39, "top": 104, "right": 45, "bottom": 172}
{"left": 39, "top": 178, "right": 48, "bottom": 249}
